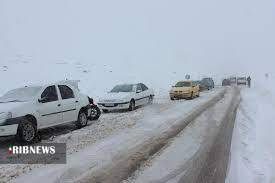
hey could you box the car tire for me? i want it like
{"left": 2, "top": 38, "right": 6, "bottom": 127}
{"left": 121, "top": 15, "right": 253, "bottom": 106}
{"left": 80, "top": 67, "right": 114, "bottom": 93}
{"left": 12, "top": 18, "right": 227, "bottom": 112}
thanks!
{"left": 16, "top": 119, "right": 37, "bottom": 144}
{"left": 89, "top": 106, "right": 101, "bottom": 120}
{"left": 197, "top": 92, "right": 200, "bottom": 97}
{"left": 129, "top": 100, "right": 135, "bottom": 111}
{"left": 170, "top": 97, "right": 175, "bottom": 101}
{"left": 76, "top": 110, "right": 88, "bottom": 128}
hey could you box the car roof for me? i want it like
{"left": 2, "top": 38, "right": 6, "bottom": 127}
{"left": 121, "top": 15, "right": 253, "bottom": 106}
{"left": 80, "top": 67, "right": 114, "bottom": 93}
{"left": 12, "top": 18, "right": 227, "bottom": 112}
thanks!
{"left": 24, "top": 80, "right": 79, "bottom": 88}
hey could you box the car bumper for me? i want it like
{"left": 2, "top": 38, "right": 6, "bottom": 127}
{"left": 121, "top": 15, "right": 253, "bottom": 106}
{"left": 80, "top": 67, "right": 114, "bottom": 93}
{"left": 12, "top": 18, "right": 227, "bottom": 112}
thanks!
{"left": 0, "top": 124, "right": 18, "bottom": 136}
{"left": 170, "top": 93, "right": 192, "bottom": 98}
{"left": 97, "top": 102, "right": 130, "bottom": 110}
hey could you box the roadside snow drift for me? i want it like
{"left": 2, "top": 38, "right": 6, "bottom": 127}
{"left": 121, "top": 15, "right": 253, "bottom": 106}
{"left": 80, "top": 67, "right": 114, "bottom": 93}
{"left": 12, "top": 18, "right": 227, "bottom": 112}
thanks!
{"left": 13, "top": 89, "right": 225, "bottom": 183}
{"left": 227, "top": 80, "right": 275, "bottom": 183}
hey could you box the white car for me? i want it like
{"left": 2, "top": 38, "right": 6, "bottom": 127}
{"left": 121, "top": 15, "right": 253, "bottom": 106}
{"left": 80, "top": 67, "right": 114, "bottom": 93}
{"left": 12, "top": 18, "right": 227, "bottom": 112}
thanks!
{"left": 98, "top": 83, "right": 154, "bottom": 112}
{"left": 0, "top": 80, "right": 91, "bottom": 143}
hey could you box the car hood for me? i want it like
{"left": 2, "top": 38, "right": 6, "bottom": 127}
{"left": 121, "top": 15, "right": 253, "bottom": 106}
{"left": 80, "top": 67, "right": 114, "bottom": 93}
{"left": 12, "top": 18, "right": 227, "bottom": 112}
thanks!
{"left": 100, "top": 92, "right": 132, "bottom": 102}
{"left": 0, "top": 102, "right": 28, "bottom": 113}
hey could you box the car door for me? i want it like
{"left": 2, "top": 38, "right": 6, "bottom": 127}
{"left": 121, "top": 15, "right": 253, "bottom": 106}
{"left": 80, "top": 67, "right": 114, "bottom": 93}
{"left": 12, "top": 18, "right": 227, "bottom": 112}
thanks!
{"left": 191, "top": 82, "right": 198, "bottom": 94}
{"left": 135, "top": 84, "right": 144, "bottom": 106}
{"left": 58, "top": 85, "right": 78, "bottom": 123}
{"left": 38, "top": 85, "right": 63, "bottom": 128}
{"left": 141, "top": 83, "right": 150, "bottom": 104}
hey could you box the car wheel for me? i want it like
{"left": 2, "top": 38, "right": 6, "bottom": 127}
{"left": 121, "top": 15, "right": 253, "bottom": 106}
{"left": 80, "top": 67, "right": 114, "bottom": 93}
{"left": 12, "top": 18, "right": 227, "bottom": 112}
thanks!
{"left": 170, "top": 97, "right": 175, "bottom": 101}
{"left": 16, "top": 119, "right": 36, "bottom": 143}
{"left": 89, "top": 106, "right": 101, "bottom": 120}
{"left": 129, "top": 100, "right": 135, "bottom": 111}
{"left": 197, "top": 92, "right": 200, "bottom": 97}
{"left": 148, "top": 95, "right": 154, "bottom": 104}
{"left": 76, "top": 110, "right": 88, "bottom": 128}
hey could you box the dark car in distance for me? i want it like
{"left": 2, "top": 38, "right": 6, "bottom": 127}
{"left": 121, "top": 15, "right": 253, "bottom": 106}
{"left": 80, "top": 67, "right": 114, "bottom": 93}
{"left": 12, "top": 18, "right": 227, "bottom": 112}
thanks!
{"left": 222, "top": 79, "right": 231, "bottom": 86}
{"left": 229, "top": 77, "right": 237, "bottom": 85}
{"left": 193, "top": 80, "right": 203, "bottom": 91}
{"left": 200, "top": 78, "right": 215, "bottom": 90}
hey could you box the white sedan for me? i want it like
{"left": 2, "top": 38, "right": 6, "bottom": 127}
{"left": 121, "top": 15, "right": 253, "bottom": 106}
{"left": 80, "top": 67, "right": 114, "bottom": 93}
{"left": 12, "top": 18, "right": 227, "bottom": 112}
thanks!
{"left": 0, "top": 80, "right": 91, "bottom": 143}
{"left": 98, "top": 83, "right": 154, "bottom": 112}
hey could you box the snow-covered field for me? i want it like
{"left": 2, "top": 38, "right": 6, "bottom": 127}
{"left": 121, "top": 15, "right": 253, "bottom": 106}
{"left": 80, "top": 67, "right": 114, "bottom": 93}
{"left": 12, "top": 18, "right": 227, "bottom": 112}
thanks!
{"left": 0, "top": 58, "right": 212, "bottom": 100}
{"left": 226, "top": 78, "right": 275, "bottom": 183}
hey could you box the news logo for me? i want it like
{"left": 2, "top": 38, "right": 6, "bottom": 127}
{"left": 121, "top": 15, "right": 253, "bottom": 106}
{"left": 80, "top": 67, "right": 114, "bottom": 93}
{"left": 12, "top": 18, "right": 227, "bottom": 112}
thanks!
{"left": 8, "top": 145, "right": 56, "bottom": 155}
{"left": 1, "top": 143, "right": 66, "bottom": 164}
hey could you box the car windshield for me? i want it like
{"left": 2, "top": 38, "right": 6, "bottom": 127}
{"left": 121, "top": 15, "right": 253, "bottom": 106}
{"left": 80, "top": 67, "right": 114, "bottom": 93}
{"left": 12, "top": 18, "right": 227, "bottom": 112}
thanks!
{"left": 110, "top": 84, "right": 134, "bottom": 93}
{"left": 175, "top": 82, "right": 191, "bottom": 87}
{"left": 0, "top": 86, "right": 42, "bottom": 103}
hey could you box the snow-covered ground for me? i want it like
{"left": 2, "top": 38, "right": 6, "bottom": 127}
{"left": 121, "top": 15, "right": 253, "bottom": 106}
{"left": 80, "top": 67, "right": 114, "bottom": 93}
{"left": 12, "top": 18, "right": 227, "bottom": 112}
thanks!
{"left": 9, "top": 89, "right": 223, "bottom": 183}
{"left": 226, "top": 78, "right": 275, "bottom": 183}
{"left": 0, "top": 88, "right": 221, "bottom": 183}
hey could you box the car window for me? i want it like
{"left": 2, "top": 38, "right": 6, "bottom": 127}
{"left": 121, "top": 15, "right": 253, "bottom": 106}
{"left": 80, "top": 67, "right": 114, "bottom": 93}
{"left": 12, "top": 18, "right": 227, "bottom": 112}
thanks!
{"left": 141, "top": 83, "right": 148, "bottom": 91}
{"left": 137, "top": 84, "right": 142, "bottom": 92}
{"left": 202, "top": 79, "right": 210, "bottom": 84}
{"left": 110, "top": 84, "right": 134, "bottom": 93}
{"left": 175, "top": 82, "right": 191, "bottom": 87}
{"left": 41, "top": 85, "right": 58, "bottom": 103}
{"left": 58, "top": 85, "right": 75, "bottom": 99}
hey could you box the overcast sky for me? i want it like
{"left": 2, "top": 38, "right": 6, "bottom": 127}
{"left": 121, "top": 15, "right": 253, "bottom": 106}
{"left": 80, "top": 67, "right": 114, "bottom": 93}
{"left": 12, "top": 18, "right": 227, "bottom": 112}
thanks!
{"left": 0, "top": 0, "right": 274, "bottom": 77}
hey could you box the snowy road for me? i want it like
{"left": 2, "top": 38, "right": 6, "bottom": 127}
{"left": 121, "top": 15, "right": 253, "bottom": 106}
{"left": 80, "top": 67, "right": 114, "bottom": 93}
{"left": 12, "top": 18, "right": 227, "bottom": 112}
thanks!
{"left": 0, "top": 89, "right": 222, "bottom": 183}
{"left": 124, "top": 87, "right": 240, "bottom": 183}
{"left": 226, "top": 84, "right": 275, "bottom": 183}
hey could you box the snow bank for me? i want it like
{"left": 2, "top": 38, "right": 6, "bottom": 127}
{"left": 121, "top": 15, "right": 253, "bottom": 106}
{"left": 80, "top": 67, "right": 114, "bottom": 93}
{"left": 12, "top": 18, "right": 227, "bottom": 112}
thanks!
{"left": 226, "top": 78, "right": 275, "bottom": 183}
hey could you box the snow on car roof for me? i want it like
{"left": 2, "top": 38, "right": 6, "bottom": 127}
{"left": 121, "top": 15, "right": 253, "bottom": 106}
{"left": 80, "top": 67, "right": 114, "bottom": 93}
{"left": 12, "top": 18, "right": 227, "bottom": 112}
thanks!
{"left": 24, "top": 80, "right": 80, "bottom": 87}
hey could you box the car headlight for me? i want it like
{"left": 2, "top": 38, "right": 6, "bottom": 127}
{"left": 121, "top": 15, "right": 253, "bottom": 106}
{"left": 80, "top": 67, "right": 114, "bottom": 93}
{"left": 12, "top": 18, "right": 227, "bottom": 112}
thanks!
{"left": 0, "top": 112, "right": 12, "bottom": 120}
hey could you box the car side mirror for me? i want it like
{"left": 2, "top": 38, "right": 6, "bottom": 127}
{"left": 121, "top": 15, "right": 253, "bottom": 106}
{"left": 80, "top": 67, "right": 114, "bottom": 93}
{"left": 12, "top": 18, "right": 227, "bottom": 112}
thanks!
{"left": 136, "top": 89, "right": 142, "bottom": 93}
{"left": 38, "top": 97, "right": 48, "bottom": 103}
